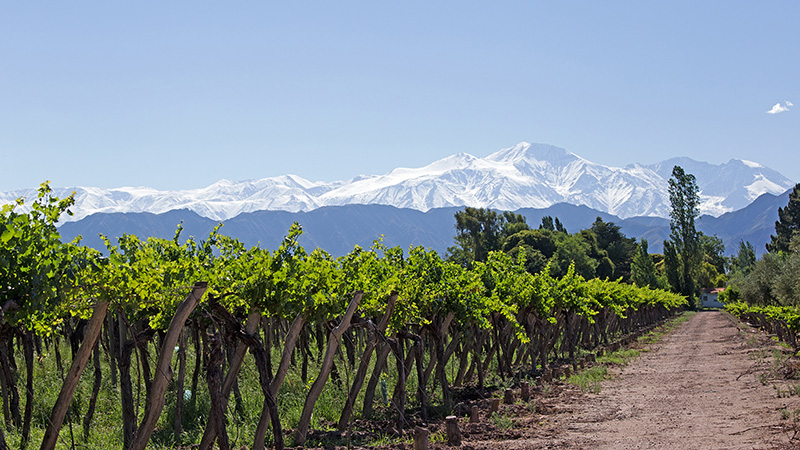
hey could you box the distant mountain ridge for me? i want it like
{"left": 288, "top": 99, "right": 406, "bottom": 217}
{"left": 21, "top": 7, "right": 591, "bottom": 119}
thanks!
{"left": 2, "top": 142, "right": 794, "bottom": 222}
{"left": 58, "top": 190, "right": 790, "bottom": 259}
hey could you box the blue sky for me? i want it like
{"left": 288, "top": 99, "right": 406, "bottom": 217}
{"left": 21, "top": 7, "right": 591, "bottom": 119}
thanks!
{"left": 1, "top": 1, "right": 798, "bottom": 190}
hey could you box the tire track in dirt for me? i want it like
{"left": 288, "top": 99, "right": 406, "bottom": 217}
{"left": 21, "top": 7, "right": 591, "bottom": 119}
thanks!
{"left": 488, "top": 311, "right": 800, "bottom": 449}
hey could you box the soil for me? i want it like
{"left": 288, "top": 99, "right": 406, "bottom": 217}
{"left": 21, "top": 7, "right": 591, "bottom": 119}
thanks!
{"left": 300, "top": 311, "right": 800, "bottom": 450}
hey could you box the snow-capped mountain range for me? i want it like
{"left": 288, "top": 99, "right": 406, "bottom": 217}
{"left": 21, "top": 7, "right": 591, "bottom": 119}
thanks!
{"left": 2, "top": 142, "right": 794, "bottom": 222}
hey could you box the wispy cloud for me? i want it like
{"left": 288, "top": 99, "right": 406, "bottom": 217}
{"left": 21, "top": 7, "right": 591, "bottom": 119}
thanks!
{"left": 767, "top": 101, "right": 793, "bottom": 114}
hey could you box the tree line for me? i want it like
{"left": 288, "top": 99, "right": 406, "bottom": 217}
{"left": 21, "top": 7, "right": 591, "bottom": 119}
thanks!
{"left": 447, "top": 165, "right": 728, "bottom": 307}
{"left": 723, "top": 182, "right": 800, "bottom": 307}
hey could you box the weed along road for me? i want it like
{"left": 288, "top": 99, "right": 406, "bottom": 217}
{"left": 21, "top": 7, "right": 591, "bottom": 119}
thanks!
{"left": 480, "top": 311, "right": 800, "bottom": 450}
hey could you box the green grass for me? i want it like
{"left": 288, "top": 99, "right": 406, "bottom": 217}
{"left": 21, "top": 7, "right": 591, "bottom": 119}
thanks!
{"left": 363, "top": 432, "right": 412, "bottom": 447}
{"left": 2, "top": 342, "right": 131, "bottom": 450}
{"left": 430, "top": 429, "right": 447, "bottom": 443}
{"left": 597, "top": 348, "right": 641, "bottom": 366}
{"left": 567, "top": 366, "right": 607, "bottom": 393}
{"left": 490, "top": 413, "right": 514, "bottom": 430}
{"left": 665, "top": 310, "right": 695, "bottom": 328}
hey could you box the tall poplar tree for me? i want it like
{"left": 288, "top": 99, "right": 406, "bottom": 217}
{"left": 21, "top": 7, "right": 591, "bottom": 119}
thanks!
{"left": 663, "top": 165, "right": 701, "bottom": 305}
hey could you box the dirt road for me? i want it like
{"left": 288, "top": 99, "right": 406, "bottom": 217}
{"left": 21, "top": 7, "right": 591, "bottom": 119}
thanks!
{"left": 476, "top": 311, "right": 800, "bottom": 449}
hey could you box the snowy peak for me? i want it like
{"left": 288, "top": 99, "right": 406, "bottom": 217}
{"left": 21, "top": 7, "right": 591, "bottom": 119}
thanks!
{"left": 741, "top": 159, "right": 763, "bottom": 169}
{"left": 1, "top": 142, "right": 794, "bottom": 223}
{"left": 486, "top": 142, "right": 582, "bottom": 165}
{"left": 644, "top": 157, "right": 794, "bottom": 215}
{"left": 392, "top": 152, "right": 480, "bottom": 177}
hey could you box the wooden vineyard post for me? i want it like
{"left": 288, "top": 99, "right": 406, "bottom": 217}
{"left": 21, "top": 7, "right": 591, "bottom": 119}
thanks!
{"left": 414, "top": 426, "right": 429, "bottom": 450}
{"left": 521, "top": 381, "right": 530, "bottom": 402}
{"left": 470, "top": 406, "right": 479, "bottom": 423}
{"left": 490, "top": 398, "right": 500, "bottom": 415}
{"left": 504, "top": 388, "right": 514, "bottom": 404}
{"left": 445, "top": 416, "right": 461, "bottom": 446}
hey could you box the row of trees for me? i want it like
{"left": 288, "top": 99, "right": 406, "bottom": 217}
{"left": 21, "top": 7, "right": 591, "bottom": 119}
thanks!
{"left": 447, "top": 165, "right": 728, "bottom": 307}
{"left": 723, "top": 183, "right": 800, "bottom": 307}
{"left": 0, "top": 183, "right": 686, "bottom": 449}
{"left": 449, "top": 208, "right": 636, "bottom": 282}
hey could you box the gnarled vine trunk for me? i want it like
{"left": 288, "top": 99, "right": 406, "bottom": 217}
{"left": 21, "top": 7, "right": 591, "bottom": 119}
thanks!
{"left": 337, "top": 292, "right": 396, "bottom": 430}
{"left": 294, "top": 291, "right": 363, "bottom": 445}
{"left": 129, "top": 282, "right": 206, "bottom": 450}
